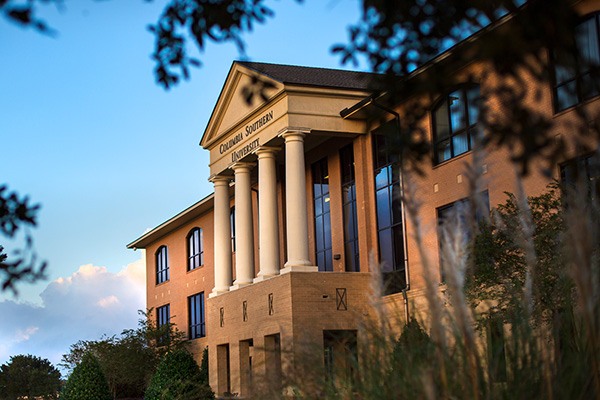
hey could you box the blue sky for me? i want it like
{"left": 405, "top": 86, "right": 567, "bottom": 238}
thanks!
{"left": 0, "top": 0, "right": 367, "bottom": 371}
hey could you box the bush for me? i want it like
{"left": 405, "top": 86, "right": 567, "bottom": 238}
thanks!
{"left": 145, "top": 349, "right": 215, "bottom": 400}
{"left": 0, "top": 354, "right": 61, "bottom": 400}
{"left": 61, "top": 353, "right": 111, "bottom": 400}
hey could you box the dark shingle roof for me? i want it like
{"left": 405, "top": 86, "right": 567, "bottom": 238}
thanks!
{"left": 237, "top": 61, "right": 381, "bottom": 91}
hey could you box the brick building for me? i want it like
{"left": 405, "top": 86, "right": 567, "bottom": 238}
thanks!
{"left": 128, "top": 2, "right": 600, "bottom": 396}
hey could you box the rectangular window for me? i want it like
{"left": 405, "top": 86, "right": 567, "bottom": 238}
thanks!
{"left": 188, "top": 292, "right": 206, "bottom": 339}
{"left": 156, "top": 304, "right": 170, "bottom": 346}
{"left": 340, "top": 145, "right": 360, "bottom": 272}
{"left": 230, "top": 206, "right": 236, "bottom": 252}
{"left": 313, "top": 157, "right": 333, "bottom": 271}
{"left": 323, "top": 330, "right": 358, "bottom": 386}
{"left": 552, "top": 14, "right": 600, "bottom": 112}
{"left": 437, "top": 191, "right": 490, "bottom": 281}
{"left": 157, "top": 304, "right": 170, "bottom": 327}
{"left": 373, "top": 122, "right": 406, "bottom": 294}
{"left": 560, "top": 151, "right": 600, "bottom": 202}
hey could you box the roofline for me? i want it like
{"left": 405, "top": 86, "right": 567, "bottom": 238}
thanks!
{"left": 340, "top": 5, "right": 520, "bottom": 119}
{"left": 127, "top": 193, "right": 215, "bottom": 250}
{"left": 199, "top": 61, "right": 239, "bottom": 148}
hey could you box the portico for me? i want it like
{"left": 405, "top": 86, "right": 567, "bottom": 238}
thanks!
{"left": 201, "top": 61, "right": 370, "bottom": 295}
{"left": 199, "top": 61, "right": 374, "bottom": 396}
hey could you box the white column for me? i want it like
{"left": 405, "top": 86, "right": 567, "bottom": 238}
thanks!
{"left": 255, "top": 147, "right": 280, "bottom": 282}
{"left": 210, "top": 175, "right": 232, "bottom": 297}
{"left": 280, "top": 129, "right": 316, "bottom": 272}
{"left": 231, "top": 162, "right": 255, "bottom": 289}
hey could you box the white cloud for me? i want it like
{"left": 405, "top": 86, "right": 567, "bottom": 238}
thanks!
{"left": 15, "top": 326, "right": 39, "bottom": 342}
{"left": 0, "top": 255, "right": 146, "bottom": 374}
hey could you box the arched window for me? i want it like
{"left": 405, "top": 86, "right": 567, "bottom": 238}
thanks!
{"left": 552, "top": 12, "right": 600, "bottom": 112}
{"left": 187, "top": 228, "right": 204, "bottom": 271}
{"left": 432, "top": 85, "right": 480, "bottom": 164}
{"left": 156, "top": 246, "right": 169, "bottom": 284}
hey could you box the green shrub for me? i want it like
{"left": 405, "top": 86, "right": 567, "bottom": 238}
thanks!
{"left": 145, "top": 349, "right": 215, "bottom": 400}
{"left": 61, "top": 353, "right": 111, "bottom": 400}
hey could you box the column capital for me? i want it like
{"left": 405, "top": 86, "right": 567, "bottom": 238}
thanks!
{"left": 278, "top": 127, "right": 311, "bottom": 142}
{"left": 209, "top": 174, "right": 232, "bottom": 184}
{"left": 254, "top": 146, "right": 280, "bottom": 158}
{"left": 230, "top": 162, "right": 256, "bottom": 173}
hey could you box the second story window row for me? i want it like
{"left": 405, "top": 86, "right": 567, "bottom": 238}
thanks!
{"left": 156, "top": 246, "right": 169, "bottom": 284}
{"left": 187, "top": 227, "right": 204, "bottom": 271}
{"left": 553, "top": 12, "right": 600, "bottom": 112}
{"left": 433, "top": 85, "right": 481, "bottom": 164}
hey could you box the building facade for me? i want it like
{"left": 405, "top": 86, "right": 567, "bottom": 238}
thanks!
{"left": 128, "top": 2, "right": 600, "bottom": 396}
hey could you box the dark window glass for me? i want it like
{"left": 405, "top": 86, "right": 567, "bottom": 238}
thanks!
{"left": 553, "top": 13, "right": 600, "bottom": 112}
{"left": 156, "top": 304, "right": 170, "bottom": 346}
{"left": 157, "top": 304, "right": 170, "bottom": 328}
{"left": 188, "top": 292, "right": 206, "bottom": 339}
{"left": 437, "top": 191, "right": 490, "bottom": 281}
{"left": 433, "top": 85, "right": 480, "bottom": 164}
{"left": 313, "top": 157, "right": 333, "bottom": 271}
{"left": 340, "top": 145, "right": 360, "bottom": 272}
{"left": 187, "top": 228, "right": 204, "bottom": 271}
{"left": 155, "top": 246, "right": 169, "bottom": 284}
{"left": 373, "top": 122, "right": 406, "bottom": 294}
{"left": 230, "top": 207, "right": 236, "bottom": 252}
{"left": 560, "top": 151, "right": 600, "bottom": 202}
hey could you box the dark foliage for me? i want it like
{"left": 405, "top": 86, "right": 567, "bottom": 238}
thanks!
{"left": 0, "top": 0, "right": 58, "bottom": 34}
{"left": 469, "top": 184, "right": 570, "bottom": 325}
{"left": 61, "top": 353, "right": 111, "bottom": 400}
{"left": 0, "top": 185, "right": 46, "bottom": 294}
{"left": 0, "top": 354, "right": 62, "bottom": 400}
{"left": 199, "top": 346, "right": 209, "bottom": 386}
{"left": 145, "top": 348, "right": 215, "bottom": 400}
{"left": 60, "top": 309, "right": 187, "bottom": 399}
{"left": 148, "top": 0, "right": 289, "bottom": 89}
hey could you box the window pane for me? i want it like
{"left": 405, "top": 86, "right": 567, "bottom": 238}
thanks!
{"left": 392, "top": 184, "right": 403, "bottom": 225}
{"left": 554, "top": 61, "right": 577, "bottom": 85}
{"left": 393, "top": 224, "right": 405, "bottom": 269}
{"left": 376, "top": 188, "right": 392, "bottom": 228}
{"left": 466, "top": 86, "right": 480, "bottom": 124}
{"left": 378, "top": 229, "right": 394, "bottom": 272}
{"left": 576, "top": 18, "right": 600, "bottom": 67}
{"left": 437, "top": 139, "right": 452, "bottom": 162}
{"left": 556, "top": 82, "right": 579, "bottom": 111}
{"left": 581, "top": 72, "right": 600, "bottom": 100}
{"left": 453, "top": 131, "right": 469, "bottom": 156}
{"left": 449, "top": 90, "right": 467, "bottom": 131}
{"left": 375, "top": 167, "right": 390, "bottom": 190}
{"left": 315, "top": 215, "right": 324, "bottom": 252}
{"left": 435, "top": 99, "right": 450, "bottom": 140}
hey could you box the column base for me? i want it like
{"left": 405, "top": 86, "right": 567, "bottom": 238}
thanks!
{"left": 209, "top": 287, "right": 230, "bottom": 298}
{"left": 280, "top": 265, "right": 318, "bottom": 274}
{"left": 230, "top": 281, "right": 252, "bottom": 291}
{"left": 253, "top": 273, "right": 279, "bottom": 283}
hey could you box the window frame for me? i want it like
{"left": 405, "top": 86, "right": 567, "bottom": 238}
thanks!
{"left": 436, "top": 191, "right": 490, "bottom": 281}
{"left": 551, "top": 12, "right": 600, "bottom": 113}
{"left": 155, "top": 245, "right": 169, "bottom": 285}
{"left": 340, "top": 144, "right": 360, "bottom": 272}
{"left": 312, "top": 157, "right": 333, "bottom": 272}
{"left": 432, "top": 84, "right": 481, "bottom": 165}
{"left": 187, "top": 227, "right": 204, "bottom": 271}
{"left": 372, "top": 121, "right": 407, "bottom": 295}
{"left": 188, "top": 292, "right": 206, "bottom": 340}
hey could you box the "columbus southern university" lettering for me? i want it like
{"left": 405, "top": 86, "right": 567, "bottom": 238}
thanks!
{"left": 219, "top": 110, "right": 274, "bottom": 162}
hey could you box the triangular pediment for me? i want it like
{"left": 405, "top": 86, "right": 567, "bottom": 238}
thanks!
{"left": 200, "top": 62, "right": 284, "bottom": 149}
